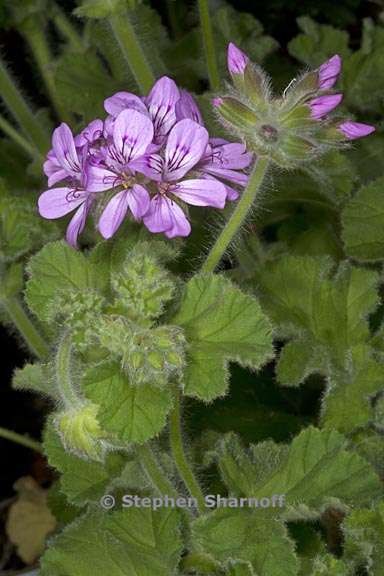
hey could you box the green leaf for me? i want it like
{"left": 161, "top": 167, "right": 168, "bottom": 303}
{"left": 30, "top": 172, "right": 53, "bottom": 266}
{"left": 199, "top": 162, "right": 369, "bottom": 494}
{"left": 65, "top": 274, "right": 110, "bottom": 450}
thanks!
{"left": 12, "top": 363, "right": 53, "bottom": 397}
{"left": 40, "top": 506, "right": 183, "bottom": 576}
{"left": 25, "top": 241, "right": 101, "bottom": 323}
{"left": 255, "top": 256, "right": 380, "bottom": 368}
{"left": 308, "top": 554, "right": 348, "bottom": 575}
{"left": 213, "top": 427, "right": 382, "bottom": 514}
{"left": 226, "top": 559, "right": 256, "bottom": 576}
{"left": 341, "top": 177, "right": 384, "bottom": 262}
{"left": 191, "top": 508, "right": 299, "bottom": 576}
{"left": 75, "top": 0, "right": 124, "bottom": 19}
{"left": 321, "top": 345, "right": 384, "bottom": 434}
{"left": 343, "top": 502, "right": 384, "bottom": 575}
{"left": 43, "top": 423, "right": 125, "bottom": 506}
{"left": 172, "top": 274, "right": 274, "bottom": 401}
{"left": 82, "top": 362, "right": 172, "bottom": 443}
{"left": 276, "top": 339, "right": 324, "bottom": 387}
{"left": 288, "top": 16, "right": 350, "bottom": 67}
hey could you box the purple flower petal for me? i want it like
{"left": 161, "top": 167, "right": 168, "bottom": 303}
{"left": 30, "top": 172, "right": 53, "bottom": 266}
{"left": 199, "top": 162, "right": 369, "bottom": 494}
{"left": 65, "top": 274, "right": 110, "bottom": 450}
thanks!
{"left": 38, "top": 187, "right": 86, "bottom": 219}
{"left": 86, "top": 164, "right": 119, "bottom": 192}
{"left": 318, "top": 55, "right": 341, "bottom": 89}
{"left": 127, "top": 184, "right": 150, "bottom": 220}
{"left": 204, "top": 142, "right": 253, "bottom": 170}
{"left": 338, "top": 121, "right": 376, "bottom": 140}
{"left": 171, "top": 178, "right": 226, "bottom": 208}
{"left": 66, "top": 201, "right": 90, "bottom": 248}
{"left": 227, "top": 42, "right": 249, "bottom": 75}
{"left": 52, "top": 123, "right": 81, "bottom": 176}
{"left": 175, "top": 90, "right": 203, "bottom": 125}
{"left": 128, "top": 154, "right": 163, "bottom": 181}
{"left": 98, "top": 189, "right": 131, "bottom": 239}
{"left": 44, "top": 152, "right": 69, "bottom": 187}
{"left": 104, "top": 92, "right": 147, "bottom": 117}
{"left": 164, "top": 201, "right": 191, "bottom": 238}
{"left": 146, "top": 76, "right": 180, "bottom": 142}
{"left": 143, "top": 194, "right": 191, "bottom": 237}
{"left": 200, "top": 165, "right": 249, "bottom": 186}
{"left": 74, "top": 119, "right": 104, "bottom": 147}
{"left": 113, "top": 109, "right": 154, "bottom": 164}
{"left": 309, "top": 94, "right": 343, "bottom": 119}
{"left": 164, "top": 119, "right": 209, "bottom": 181}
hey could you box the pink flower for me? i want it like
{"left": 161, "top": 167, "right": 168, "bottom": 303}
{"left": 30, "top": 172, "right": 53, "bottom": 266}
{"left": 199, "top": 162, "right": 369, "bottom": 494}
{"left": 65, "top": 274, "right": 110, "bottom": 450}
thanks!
{"left": 338, "top": 121, "right": 376, "bottom": 140}
{"left": 309, "top": 94, "right": 343, "bottom": 119}
{"left": 227, "top": 43, "right": 249, "bottom": 76}
{"left": 318, "top": 55, "right": 342, "bottom": 89}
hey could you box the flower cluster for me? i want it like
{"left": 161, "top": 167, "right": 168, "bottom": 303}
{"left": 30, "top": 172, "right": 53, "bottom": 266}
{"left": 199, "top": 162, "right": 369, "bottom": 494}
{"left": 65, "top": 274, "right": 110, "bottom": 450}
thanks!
{"left": 214, "top": 43, "right": 375, "bottom": 168}
{"left": 38, "top": 77, "right": 252, "bottom": 247}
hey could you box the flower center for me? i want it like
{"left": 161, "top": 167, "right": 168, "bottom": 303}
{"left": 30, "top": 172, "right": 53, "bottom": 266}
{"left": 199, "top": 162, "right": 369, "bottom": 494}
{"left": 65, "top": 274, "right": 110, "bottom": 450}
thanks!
{"left": 158, "top": 182, "right": 172, "bottom": 196}
{"left": 260, "top": 124, "right": 279, "bottom": 143}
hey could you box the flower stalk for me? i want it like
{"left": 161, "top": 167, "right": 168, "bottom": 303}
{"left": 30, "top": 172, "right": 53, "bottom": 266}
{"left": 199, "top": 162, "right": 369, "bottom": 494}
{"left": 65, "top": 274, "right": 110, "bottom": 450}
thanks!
{"left": 2, "top": 296, "right": 49, "bottom": 360}
{"left": 202, "top": 156, "right": 269, "bottom": 273}
{"left": 198, "top": 0, "right": 220, "bottom": 90}
{"left": 169, "top": 388, "right": 206, "bottom": 513}
{"left": 51, "top": 3, "right": 84, "bottom": 52}
{"left": 0, "top": 57, "right": 50, "bottom": 154}
{"left": 0, "top": 113, "right": 39, "bottom": 158}
{"left": 136, "top": 444, "right": 179, "bottom": 499}
{"left": 108, "top": 10, "right": 155, "bottom": 94}
{"left": 0, "top": 426, "right": 42, "bottom": 453}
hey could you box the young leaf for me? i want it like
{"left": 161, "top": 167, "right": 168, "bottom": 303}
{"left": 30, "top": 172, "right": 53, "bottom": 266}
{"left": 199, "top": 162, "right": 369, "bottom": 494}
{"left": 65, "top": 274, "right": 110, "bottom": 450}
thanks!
{"left": 40, "top": 507, "right": 183, "bottom": 576}
{"left": 12, "top": 362, "right": 54, "bottom": 397}
{"left": 308, "top": 554, "right": 349, "bottom": 575}
{"left": 172, "top": 274, "right": 274, "bottom": 401}
{"left": 321, "top": 345, "right": 384, "bottom": 434}
{"left": 276, "top": 339, "right": 325, "bottom": 387}
{"left": 82, "top": 362, "right": 173, "bottom": 443}
{"left": 191, "top": 508, "right": 299, "bottom": 576}
{"left": 213, "top": 427, "right": 382, "bottom": 513}
{"left": 43, "top": 423, "right": 126, "bottom": 506}
{"left": 341, "top": 176, "right": 384, "bottom": 262}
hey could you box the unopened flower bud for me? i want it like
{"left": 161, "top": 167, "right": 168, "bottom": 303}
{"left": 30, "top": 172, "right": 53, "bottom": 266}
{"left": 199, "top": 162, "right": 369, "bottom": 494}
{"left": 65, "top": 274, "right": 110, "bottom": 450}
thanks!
{"left": 56, "top": 403, "right": 106, "bottom": 461}
{"left": 318, "top": 55, "right": 342, "bottom": 89}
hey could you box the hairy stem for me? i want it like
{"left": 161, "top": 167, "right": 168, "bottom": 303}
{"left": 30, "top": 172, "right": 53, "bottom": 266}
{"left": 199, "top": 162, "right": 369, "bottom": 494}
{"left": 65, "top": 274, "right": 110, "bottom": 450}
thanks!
{"left": 55, "top": 331, "right": 80, "bottom": 408}
{"left": 2, "top": 297, "right": 49, "bottom": 360}
{"left": 137, "top": 444, "right": 179, "bottom": 498}
{"left": 20, "top": 19, "right": 71, "bottom": 122}
{"left": 0, "top": 426, "right": 42, "bottom": 453}
{"left": 0, "top": 57, "right": 50, "bottom": 154}
{"left": 0, "top": 114, "right": 39, "bottom": 158}
{"left": 51, "top": 3, "right": 84, "bottom": 52}
{"left": 169, "top": 388, "right": 206, "bottom": 513}
{"left": 108, "top": 11, "right": 155, "bottom": 94}
{"left": 198, "top": 0, "right": 220, "bottom": 90}
{"left": 201, "top": 157, "right": 269, "bottom": 273}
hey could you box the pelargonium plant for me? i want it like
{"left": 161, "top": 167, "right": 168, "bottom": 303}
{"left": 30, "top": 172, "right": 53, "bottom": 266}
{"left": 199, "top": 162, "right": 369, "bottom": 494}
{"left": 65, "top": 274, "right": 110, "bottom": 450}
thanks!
{"left": 0, "top": 2, "right": 383, "bottom": 576}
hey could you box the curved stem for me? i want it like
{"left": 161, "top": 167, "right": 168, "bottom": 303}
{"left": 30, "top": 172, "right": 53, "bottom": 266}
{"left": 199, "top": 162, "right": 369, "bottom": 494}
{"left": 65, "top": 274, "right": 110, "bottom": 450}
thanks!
{"left": 55, "top": 331, "right": 79, "bottom": 407}
{"left": 0, "top": 426, "right": 42, "bottom": 453}
{"left": 0, "top": 57, "right": 50, "bottom": 154}
{"left": 2, "top": 297, "right": 49, "bottom": 360}
{"left": 136, "top": 444, "right": 179, "bottom": 498}
{"left": 108, "top": 11, "right": 155, "bottom": 94}
{"left": 169, "top": 388, "right": 206, "bottom": 513}
{"left": 198, "top": 0, "right": 220, "bottom": 90}
{"left": 0, "top": 114, "right": 39, "bottom": 158}
{"left": 201, "top": 157, "right": 269, "bottom": 273}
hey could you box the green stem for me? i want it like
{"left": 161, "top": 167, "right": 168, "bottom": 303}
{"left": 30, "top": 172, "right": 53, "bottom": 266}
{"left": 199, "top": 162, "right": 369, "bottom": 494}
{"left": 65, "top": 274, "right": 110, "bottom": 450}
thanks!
{"left": 51, "top": 3, "right": 84, "bottom": 52}
{"left": 2, "top": 296, "right": 49, "bottom": 360}
{"left": 0, "top": 57, "right": 50, "bottom": 154}
{"left": 198, "top": 0, "right": 220, "bottom": 90}
{"left": 55, "top": 331, "right": 79, "bottom": 408}
{"left": 169, "top": 389, "right": 206, "bottom": 513}
{"left": 0, "top": 426, "right": 42, "bottom": 453}
{"left": 20, "top": 19, "right": 71, "bottom": 122}
{"left": 0, "top": 113, "right": 39, "bottom": 158}
{"left": 201, "top": 157, "right": 269, "bottom": 273}
{"left": 108, "top": 10, "right": 155, "bottom": 94}
{"left": 136, "top": 444, "right": 179, "bottom": 498}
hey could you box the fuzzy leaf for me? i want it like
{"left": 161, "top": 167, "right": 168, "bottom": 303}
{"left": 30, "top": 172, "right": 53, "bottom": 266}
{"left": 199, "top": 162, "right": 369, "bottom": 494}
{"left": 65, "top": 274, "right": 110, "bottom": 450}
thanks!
{"left": 43, "top": 423, "right": 125, "bottom": 506}
{"left": 191, "top": 508, "right": 299, "bottom": 576}
{"left": 341, "top": 177, "right": 384, "bottom": 262}
{"left": 75, "top": 0, "right": 124, "bottom": 18}
{"left": 172, "top": 274, "right": 274, "bottom": 401}
{"left": 82, "top": 362, "right": 172, "bottom": 443}
{"left": 321, "top": 345, "right": 384, "bottom": 433}
{"left": 308, "top": 554, "right": 348, "bottom": 575}
{"left": 343, "top": 502, "right": 384, "bottom": 575}
{"left": 40, "top": 507, "right": 183, "bottom": 576}
{"left": 255, "top": 256, "right": 380, "bottom": 368}
{"left": 214, "top": 427, "right": 382, "bottom": 513}
{"left": 25, "top": 241, "right": 104, "bottom": 323}
{"left": 276, "top": 339, "right": 323, "bottom": 387}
